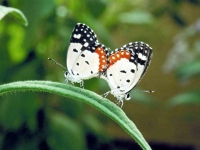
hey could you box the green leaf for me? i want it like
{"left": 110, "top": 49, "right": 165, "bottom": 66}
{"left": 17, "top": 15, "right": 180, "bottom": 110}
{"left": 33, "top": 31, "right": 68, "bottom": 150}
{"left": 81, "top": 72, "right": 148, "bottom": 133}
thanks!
{"left": 176, "top": 60, "right": 200, "bottom": 81}
{"left": 0, "top": 93, "right": 39, "bottom": 131}
{"left": 0, "top": 5, "right": 28, "bottom": 26}
{"left": 168, "top": 90, "right": 200, "bottom": 106}
{"left": 0, "top": 80, "right": 151, "bottom": 150}
{"left": 82, "top": 114, "right": 104, "bottom": 134}
{"left": 119, "top": 9, "right": 154, "bottom": 24}
{"left": 0, "top": 97, "right": 23, "bottom": 130}
{"left": 48, "top": 113, "right": 87, "bottom": 150}
{"left": 19, "top": 0, "right": 54, "bottom": 48}
{"left": 7, "top": 24, "right": 26, "bottom": 63}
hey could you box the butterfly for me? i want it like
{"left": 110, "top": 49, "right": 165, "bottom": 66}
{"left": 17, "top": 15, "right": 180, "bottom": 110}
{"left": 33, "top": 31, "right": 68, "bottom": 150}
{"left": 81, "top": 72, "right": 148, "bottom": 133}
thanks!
{"left": 102, "top": 42, "right": 153, "bottom": 107}
{"left": 49, "top": 23, "right": 153, "bottom": 107}
{"left": 64, "top": 23, "right": 109, "bottom": 87}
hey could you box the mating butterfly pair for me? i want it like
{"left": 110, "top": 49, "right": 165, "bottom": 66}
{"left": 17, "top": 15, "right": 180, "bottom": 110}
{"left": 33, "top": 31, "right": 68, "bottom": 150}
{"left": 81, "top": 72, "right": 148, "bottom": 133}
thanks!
{"left": 64, "top": 23, "right": 153, "bottom": 107}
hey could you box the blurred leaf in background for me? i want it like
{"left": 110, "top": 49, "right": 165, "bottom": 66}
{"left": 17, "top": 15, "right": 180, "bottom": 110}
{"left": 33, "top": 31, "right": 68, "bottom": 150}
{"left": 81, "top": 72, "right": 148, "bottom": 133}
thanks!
{"left": 119, "top": 9, "right": 154, "bottom": 24}
{"left": 168, "top": 90, "right": 200, "bottom": 106}
{"left": 163, "top": 18, "right": 200, "bottom": 107}
{"left": 0, "top": 5, "right": 28, "bottom": 26}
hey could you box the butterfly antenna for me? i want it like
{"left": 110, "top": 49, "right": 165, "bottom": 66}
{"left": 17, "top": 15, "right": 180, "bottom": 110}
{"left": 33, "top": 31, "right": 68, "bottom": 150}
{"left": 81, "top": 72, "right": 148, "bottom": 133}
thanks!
{"left": 48, "top": 58, "right": 67, "bottom": 70}
{"left": 135, "top": 90, "right": 155, "bottom": 93}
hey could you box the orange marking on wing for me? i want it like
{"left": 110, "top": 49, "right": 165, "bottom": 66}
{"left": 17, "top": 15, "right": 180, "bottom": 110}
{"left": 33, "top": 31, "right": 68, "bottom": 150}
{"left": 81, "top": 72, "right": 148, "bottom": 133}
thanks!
{"left": 95, "top": 47, "right": 107, "bottom": 71}
{"left": 108, "top": 50, "right": 130, "bottom": 68}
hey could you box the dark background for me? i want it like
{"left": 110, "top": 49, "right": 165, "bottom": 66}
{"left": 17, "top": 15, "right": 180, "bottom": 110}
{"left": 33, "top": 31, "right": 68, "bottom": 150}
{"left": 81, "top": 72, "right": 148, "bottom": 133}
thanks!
{"left": 0, "top": 0, "right": 200, "bottom": 149}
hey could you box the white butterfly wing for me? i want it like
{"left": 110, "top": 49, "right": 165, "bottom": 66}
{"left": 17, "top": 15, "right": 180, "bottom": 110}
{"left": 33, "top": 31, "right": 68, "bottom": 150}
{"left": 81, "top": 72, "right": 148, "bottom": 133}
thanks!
{"left": 124, "top": 42, "right": 152, "bottom": 93}
{"left": 66, "top": 23, "right": 98, "bottom": 75}
{"left": 71, "top": 43, "right": 108, "bottom": 79}
{"left": 106, "top": 58, "right": 137, "bottom": 91}
{"left": 67, "top": 43, "right": 83, "bottom": 75}
{"left": 106, "top": 42, "right": 152, "bottom": 94}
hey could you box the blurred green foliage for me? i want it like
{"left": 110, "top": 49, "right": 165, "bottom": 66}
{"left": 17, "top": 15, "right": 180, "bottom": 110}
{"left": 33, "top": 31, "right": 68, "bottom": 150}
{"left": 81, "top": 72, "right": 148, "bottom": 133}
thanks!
{"left": 1, "top": 0, "right": 200, "bottom": 149}
{"left": 0, "top": 5, "right": 28, "bottom": 26}
{"left": 164, "top": 18, "right": 200, "bottom": 106}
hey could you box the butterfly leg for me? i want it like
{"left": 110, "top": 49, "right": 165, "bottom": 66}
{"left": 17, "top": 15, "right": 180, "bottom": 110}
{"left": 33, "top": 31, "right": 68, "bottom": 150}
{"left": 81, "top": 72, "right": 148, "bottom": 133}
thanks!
{"left": 80, "top": 80, "right": 84, "bottom": 89}
{"left": 65, "top": 79, "right": 69, "bottom": 84}
{"left": 65, "top": 79, "right": 75, "bottom": 88}
{"left": 119, "top": 100, "right": 123, "bottom": 108}
{"left": 115, "top": 99, "right": 123, "bottom": 108}
{"left": 101, "top": 91, "right": 110, "bottom": 98}
{"left": 65, "top": 77, "right": 74, "bottom": 86}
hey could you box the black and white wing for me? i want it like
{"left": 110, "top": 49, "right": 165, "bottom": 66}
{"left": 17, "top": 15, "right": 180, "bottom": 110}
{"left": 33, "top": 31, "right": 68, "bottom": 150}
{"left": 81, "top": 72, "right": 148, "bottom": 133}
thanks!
{"left": 106, "top": 42, "right": 152, "bottom": 96}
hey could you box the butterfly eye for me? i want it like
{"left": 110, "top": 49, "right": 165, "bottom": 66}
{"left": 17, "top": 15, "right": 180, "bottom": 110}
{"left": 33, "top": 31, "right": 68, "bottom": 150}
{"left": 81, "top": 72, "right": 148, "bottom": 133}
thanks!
{"left": 64, "top": 71, "right": 68, "bottom": 78}
{"left": 125, "top": 93, "right": 131, "bottom": 100}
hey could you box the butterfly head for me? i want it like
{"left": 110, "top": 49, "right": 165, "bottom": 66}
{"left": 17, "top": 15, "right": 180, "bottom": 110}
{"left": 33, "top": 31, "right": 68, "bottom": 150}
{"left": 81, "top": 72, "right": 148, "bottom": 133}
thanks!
{"left": 64, "top": 71, "right": 82, "bottom": 83}
{"left": 110, "top": 87, "right": 131, "bottom": 102}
